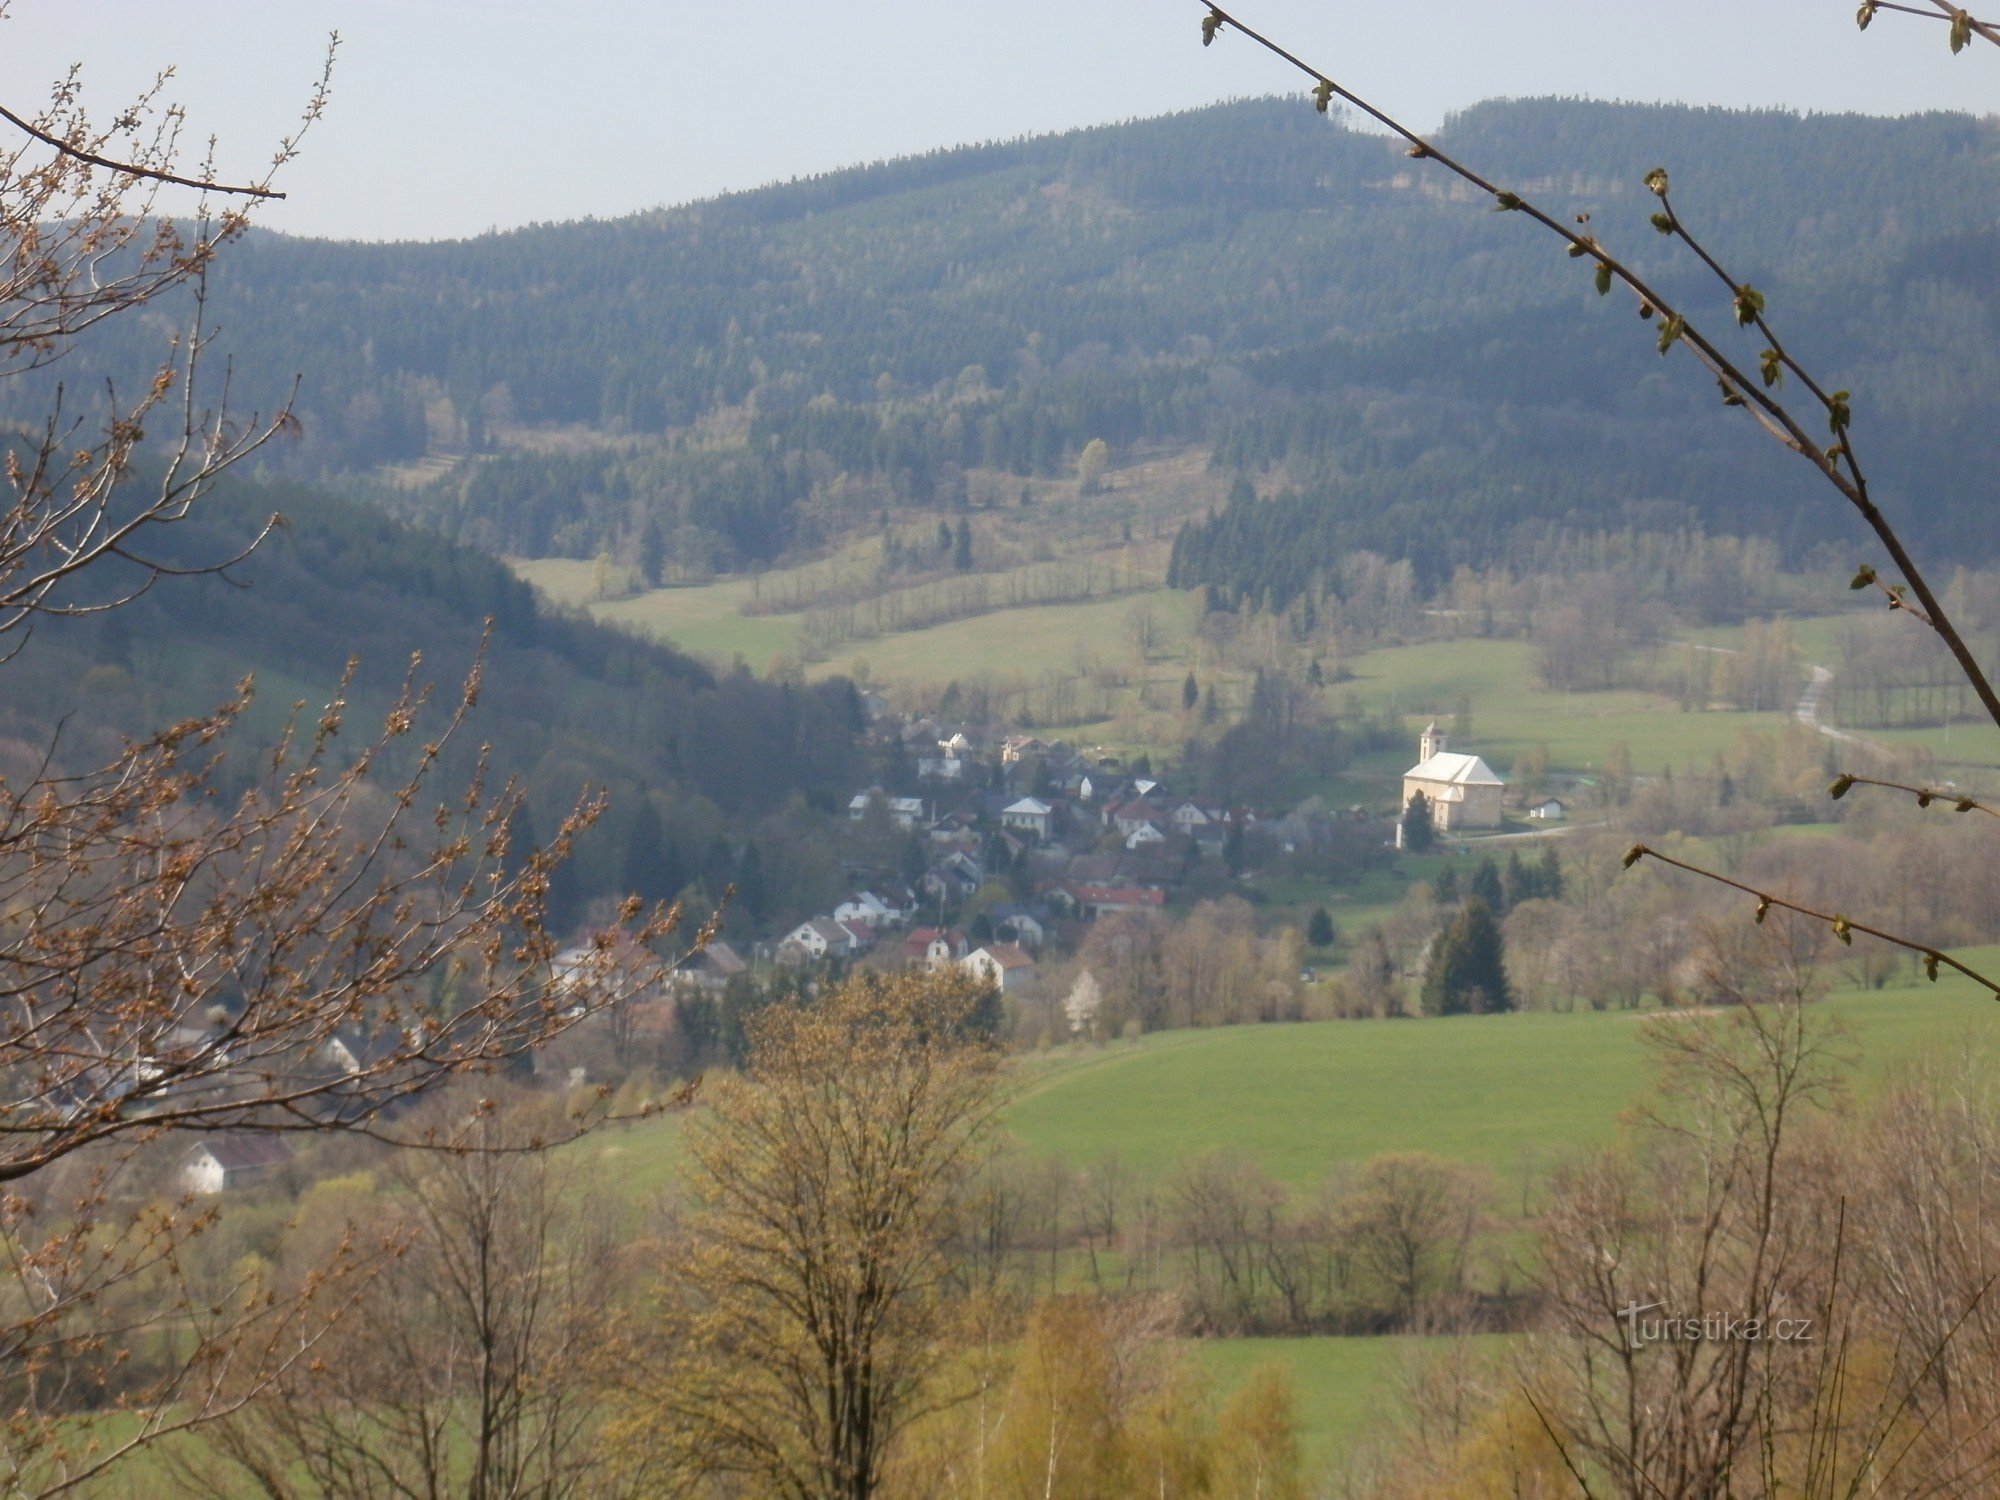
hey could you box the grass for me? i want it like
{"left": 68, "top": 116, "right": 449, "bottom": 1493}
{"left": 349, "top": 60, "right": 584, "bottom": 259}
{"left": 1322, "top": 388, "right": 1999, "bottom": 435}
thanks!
{"left": 1197, "top": 1333, "right": 1513, "bottom": 1470}
{"left": 573, "top": 946, "right": 2000, "bottom": 1212}
{"left": 514, "top": 558, "right": 799, "bottom": 668}
{"left": 1335, "top": 637, "right": 1797, "bottom": 778}
{"left": 812, "top": 587, "right": 1196, "bottom": 687}
{"left": 1005, "top": 947, "right": 2000, "bottom": 1194}
{"left": 520, "top": 530, "right": 1872, "bottom": 788}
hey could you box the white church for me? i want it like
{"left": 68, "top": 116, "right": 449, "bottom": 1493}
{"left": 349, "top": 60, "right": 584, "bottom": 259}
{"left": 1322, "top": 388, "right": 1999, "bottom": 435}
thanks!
{"left": 1401, "top": 722, "right": 1505, "bottom": 833}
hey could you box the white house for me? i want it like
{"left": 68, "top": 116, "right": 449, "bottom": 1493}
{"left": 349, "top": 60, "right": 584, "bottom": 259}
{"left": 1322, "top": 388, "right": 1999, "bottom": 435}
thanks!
{"left": 182, "top": 1134, "right": 294, "bottom": 1194}
{"left": 990, "top": 905, "right": 1049, "bottom": 949}
{"left": 1125, "top": 821, "right": 1167, "bottom": 850}
{"left": 960, "top": 943, "right": 1037, "bottom": 994}
{"left": 1528, "top": 798, "right": 1567, "bottom": 821}
{"left": 780, "top": 918, "right": 867, "bottom": 962}
{"left": 848, "top": 790, "right": 926, "bottom": 830}
{"left": 916, "top": 750, "right": 966, "bottom": 781}
{"left": 1401, "top": 723, "right": 1505, "bottom": 831}
{"left": 1000, "top": 797, "right": 1054, "bottom": 842}
{"left": 834, "top": 890, "right": 909, "bottom": 929}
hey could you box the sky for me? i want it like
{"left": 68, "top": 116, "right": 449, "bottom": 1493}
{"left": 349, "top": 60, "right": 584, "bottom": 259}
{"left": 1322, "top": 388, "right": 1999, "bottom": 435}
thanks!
{"left": 0, "top": 1, "right": 1989, "bottom": 243}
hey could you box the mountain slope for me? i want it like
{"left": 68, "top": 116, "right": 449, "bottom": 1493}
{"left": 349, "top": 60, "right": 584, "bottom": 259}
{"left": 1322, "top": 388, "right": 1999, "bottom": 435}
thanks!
{"left": 17, "top": 97, "right": 1998, "bottom": 579}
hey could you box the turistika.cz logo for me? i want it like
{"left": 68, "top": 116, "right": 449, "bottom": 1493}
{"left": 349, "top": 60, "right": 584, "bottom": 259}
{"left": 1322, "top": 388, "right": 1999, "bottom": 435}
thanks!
{"left": 1618, "top": 1302, "right": 1816, "bottom": 1348}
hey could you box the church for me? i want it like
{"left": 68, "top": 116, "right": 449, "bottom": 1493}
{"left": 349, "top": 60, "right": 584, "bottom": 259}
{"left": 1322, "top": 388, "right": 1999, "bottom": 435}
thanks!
{"left": 1401, "top": 722, "right": 1505, "bottom": 832}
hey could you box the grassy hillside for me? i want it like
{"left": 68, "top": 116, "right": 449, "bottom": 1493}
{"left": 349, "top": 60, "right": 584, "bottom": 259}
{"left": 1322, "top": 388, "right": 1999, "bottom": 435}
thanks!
{"left": 577, "top": 948, "right": 2000, "bottom": 1210}
{"left": 1198, "top": 1333, "right": 1514, "bottom": 1472}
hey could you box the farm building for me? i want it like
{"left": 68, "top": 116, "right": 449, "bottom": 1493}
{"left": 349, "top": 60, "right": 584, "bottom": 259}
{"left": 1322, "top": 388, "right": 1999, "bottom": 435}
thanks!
{"left": 182, "top": 1134, "right": 294, "bottom": 1194}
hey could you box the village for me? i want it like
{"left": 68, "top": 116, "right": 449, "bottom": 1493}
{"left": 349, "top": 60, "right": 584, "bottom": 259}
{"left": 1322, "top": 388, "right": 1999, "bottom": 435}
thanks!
{"left": 734, "top": 712, "right": 1557, "bottom": 1004}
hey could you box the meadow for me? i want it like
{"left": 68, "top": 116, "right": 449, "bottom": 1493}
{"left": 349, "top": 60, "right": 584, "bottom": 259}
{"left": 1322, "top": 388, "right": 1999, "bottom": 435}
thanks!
{"left": 561, "top": 955, "right": 1998, "bottom": 1470}
{"left": 1195, "top": 1333, "right": 1507, "bottom": 1473}
{"left": 578, "top": 946, "right": 2000, "bottom": 1211}
{"left": 522, "top": 544, "right": 1863, "bottom": 794}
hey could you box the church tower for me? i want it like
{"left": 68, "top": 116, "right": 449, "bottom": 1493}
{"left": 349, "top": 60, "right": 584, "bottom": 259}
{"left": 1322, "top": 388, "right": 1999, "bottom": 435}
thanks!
{"left": 1419, "top": 721, "right": 1445, "bottom": 762}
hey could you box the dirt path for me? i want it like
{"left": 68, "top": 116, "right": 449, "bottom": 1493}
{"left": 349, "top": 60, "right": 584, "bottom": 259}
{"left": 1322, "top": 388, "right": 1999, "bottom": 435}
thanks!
{"left": 1794, "top": 662, "right": 1890, "bottom": 756}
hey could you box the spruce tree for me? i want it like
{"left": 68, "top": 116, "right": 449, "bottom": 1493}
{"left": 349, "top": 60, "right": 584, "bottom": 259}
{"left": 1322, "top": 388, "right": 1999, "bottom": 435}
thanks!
{"left": 637, "top": 513, "right": 667, "bottom": 588}
{"left": 1307, "top": 906, "right": 1336, "bottom": 948}
{"left": 1469, "top": 857, "right": 1504, "bottom": 915}
{"left": 1183, "top": 671, "right": 1200, "bottom": 712}
{"left": 1421, "top": 896, "right": 1514, "bottom": 1015}
{"left": 1538, "top": 845, "right": 1565, "bottom": 902}
{"left": 1400, "top": 792, "right": 1435, "bottom": 853}
{"left": 1432, "top": 865, "right": 1458, "bottom": 904}
{"left": 1455, "top": 896, "right": 1514, "bottom": 1013}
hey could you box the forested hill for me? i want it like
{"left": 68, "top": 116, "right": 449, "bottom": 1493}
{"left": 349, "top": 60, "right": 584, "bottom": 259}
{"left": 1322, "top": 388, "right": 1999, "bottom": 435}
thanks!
{"left": 20, "top": 479, "right": 869, "bottom": 932}
{"left": 29, "top": 96, "right": 2000, "bottom": 581}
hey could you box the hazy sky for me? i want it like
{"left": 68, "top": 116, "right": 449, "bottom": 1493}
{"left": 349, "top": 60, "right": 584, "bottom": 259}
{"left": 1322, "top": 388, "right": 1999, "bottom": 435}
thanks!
{"left": 0, "top": 2, "right": 1989, "bottom": 242}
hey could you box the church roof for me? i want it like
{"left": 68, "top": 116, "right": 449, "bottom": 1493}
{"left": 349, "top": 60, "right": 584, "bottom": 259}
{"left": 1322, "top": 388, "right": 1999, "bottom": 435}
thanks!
{"left": 1404, "top": 750, "right": 1505, "bottom": 788}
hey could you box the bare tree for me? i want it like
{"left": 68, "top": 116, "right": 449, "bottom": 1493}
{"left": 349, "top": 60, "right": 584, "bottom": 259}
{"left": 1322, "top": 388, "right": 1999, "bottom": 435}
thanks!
{"left": 616, "top": 970, "right": 1006, "bottom": 1500}
{"left": 0, "top": 37, "right": 685, "bottom": 1494}
{"left": 177, "top": 1094, "right": 624, "bottom": 1500}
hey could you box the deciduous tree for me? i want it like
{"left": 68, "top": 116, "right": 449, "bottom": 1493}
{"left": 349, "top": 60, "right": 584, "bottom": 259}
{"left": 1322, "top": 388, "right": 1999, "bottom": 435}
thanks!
{"left": 620, "top": 970, "right": 1006, "bottom": 1500}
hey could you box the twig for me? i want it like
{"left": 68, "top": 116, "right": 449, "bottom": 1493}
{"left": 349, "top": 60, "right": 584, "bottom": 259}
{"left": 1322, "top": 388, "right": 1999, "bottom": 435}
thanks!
{"left": 1193, "top": 3, "right": 2000, "bottom": 731}
{"left": 1827, "top": 772, "right": 2000, "bottom": 819}
{"left": 0, "top": 101, "right": 281, "bottom": 199}
{"left": 1860, "top": 2, "right": 2000, "bottom": 52}
{"left": 1622, "top": 843, "right": 2000, "bottom": 996}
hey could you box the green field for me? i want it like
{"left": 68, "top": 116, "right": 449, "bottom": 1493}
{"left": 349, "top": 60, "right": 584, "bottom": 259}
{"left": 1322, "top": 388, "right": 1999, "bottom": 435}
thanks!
{"left": 1335, "top": 637, "right": 1799, "bottom": 778}
{"left": 576, "top": 948, "right": 2000, "bottom": 1209}
{"left": 514, "top": 557, "right": 800, "bottom": 667}
{"left": 1005, "top": 960, "right": 1996, "bottom": 1192}
{"left": 520, "top": 535, "right": 1886, "bottom": 790}
{"left": 1198, "top": 1333, "right": 1512, "bottom": 1470}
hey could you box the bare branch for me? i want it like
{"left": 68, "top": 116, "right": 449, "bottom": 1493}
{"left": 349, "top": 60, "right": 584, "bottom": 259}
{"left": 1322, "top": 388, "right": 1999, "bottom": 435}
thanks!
{"left": 0, "top": 101, "right": 280, "bottom": 199}
{"left": 1623, "top": 843, "right": 2000, "bottom": 996}
{"left": 1194, "top": 3, "right": 2000, "bottom": 730}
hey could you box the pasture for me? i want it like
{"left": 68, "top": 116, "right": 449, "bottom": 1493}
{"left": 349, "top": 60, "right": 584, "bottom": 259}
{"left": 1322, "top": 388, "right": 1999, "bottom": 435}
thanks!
{"left": 576, "top": 947, "right": 2000, "bottom": 1212}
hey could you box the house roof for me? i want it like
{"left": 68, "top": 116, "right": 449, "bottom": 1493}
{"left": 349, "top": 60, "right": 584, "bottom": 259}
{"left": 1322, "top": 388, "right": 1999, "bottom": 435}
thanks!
{"left": 191, "top": 1134, "right": 295, "bottom": 1173}
{"left": 1405, "top": 751, "right": 1505, "bottom": 788}
{"left": 694, "top": 941, "right": 747, "bottom": 976}
{"left": 1003, "top": 796, "right": 1052, "bottom": 816}
{"left": 971, "top": 943, "right": 1035, "bottom": 970}
{"left": 1073, "top": 884, "right": 1167, "bottom": 906}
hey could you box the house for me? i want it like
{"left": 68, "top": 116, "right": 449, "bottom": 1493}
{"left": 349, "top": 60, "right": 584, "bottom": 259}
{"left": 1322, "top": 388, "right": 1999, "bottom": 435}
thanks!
{"left": 1528, "top": 798, "right": 1567, "bottom": 821}
{"left": 1401, "top": 723, "right": 1505, "bottom": 832}
{"left": 834, "top": 890, "right": 908, "bottom": 929}
{"left": 1000, "top": 797, "right": 1054, "bottom": 842}
{"left": 1171, "top": 801, "right": 1216, "bottom": 836}
{"left": 1001, "top": 735, "right": 1048, "bottom": 764}
{"left": 1056, "top": 884, "right": 1168, "bottom": 919}
{"left": 550, "top": 931, "right": 661, "bottom": 1009}
{"left": 922, "top": 850, "right": 985, "bottom": 901}
{"left": 780, "top": 918, "right": 869, "bottom": 962}
{"left": 322, "top": 1024, "right": 408, "bottom": 1078}
{"left": 961, "top": 943, "right": 1037, "bottom": 994}
{"left": 916, "top": 753, "right": 964, "bottom": 781}
{"left": 182, "top": 1134, "right": 294, "bottom": 1194}
{"left": 677, "top": 940, "right": 748, "bottom": 990}
{"left": 1125, "top": 821, "right": 1167, "bottom": 850}
{"left": 1105, "top": 799, "right": 1168, "bottom": 840}
{"left": 847, "top": 789, "right": 926, "bottom": 830}
{"left": 904, "top": 926, "right": 969, "bottom": 968}
{"left": 989, "top": 903, "right": 1051, "bottom": 949}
